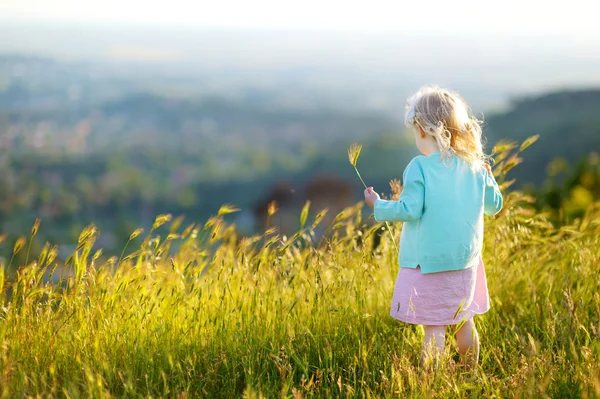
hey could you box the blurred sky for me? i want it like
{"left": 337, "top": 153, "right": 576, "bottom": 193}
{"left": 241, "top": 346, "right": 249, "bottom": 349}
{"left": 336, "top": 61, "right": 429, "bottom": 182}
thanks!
{"left": 1, "top": 0, "right": 598, "bottom": 35}
{"left": 2, "top": 0, "right": 599, "bottom": 114}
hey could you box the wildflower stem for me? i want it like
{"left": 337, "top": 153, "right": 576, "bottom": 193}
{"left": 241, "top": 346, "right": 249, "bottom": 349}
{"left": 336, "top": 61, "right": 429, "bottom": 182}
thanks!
{"left": 25, "top": 239, "right": 32, "bottom": 267}
{"left": 118, "top": 239, "right": 132, "bottom": 266}
{"left": 385, "top": 223, "right": 397, "bottom": 252}
{"left": 353, "top": 166, "right": 368, "bottom": 189}
{"left": 354, "top": 166, "right": 397, "bottom": 251}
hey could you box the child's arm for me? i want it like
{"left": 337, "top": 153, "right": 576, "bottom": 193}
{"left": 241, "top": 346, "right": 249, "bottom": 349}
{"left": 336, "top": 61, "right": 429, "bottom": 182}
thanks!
{"left": 373, "top": 160, "right": 425, "bottom": 222}
{"left": 483, "top": 166, "right": 503, "bottom": 215}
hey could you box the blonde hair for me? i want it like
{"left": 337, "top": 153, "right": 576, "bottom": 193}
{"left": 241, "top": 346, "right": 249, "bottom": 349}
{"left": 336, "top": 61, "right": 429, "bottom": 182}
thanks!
{"left": 404, "top": 86, "right": 486, "bottom": 166}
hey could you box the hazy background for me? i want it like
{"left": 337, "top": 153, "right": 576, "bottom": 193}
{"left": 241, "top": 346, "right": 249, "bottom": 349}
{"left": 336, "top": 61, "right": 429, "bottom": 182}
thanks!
{"left": 1, "top": 0, "right": 599, "bottom": 256}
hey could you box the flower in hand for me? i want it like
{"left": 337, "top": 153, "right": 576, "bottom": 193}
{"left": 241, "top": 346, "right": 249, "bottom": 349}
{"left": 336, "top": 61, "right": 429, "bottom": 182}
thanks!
{"left": 364, "top": 187, "right": 380, "bottom": 209}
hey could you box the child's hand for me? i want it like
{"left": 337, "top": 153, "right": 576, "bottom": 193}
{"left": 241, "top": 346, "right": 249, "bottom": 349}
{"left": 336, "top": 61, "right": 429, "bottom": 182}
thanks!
{"left": 364, "top": 187, "right": 380, "bottom": 209}
{"left": 483, "top": 163, "right": 492, "bottom": 173}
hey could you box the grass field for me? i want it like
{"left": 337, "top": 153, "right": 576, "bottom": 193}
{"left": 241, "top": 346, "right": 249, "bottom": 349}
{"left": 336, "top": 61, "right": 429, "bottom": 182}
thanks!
{"left": 0, "top": 146, "right": 599, "bottom": 398}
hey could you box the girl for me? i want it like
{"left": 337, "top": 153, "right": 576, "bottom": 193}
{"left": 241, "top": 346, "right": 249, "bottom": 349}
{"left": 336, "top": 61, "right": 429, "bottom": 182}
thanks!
{"left": 363, "top": 86, "right": 503, "bottom": 370}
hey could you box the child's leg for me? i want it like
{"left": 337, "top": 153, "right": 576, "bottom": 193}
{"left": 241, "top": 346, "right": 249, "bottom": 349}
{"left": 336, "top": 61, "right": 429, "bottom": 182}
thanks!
{"left": 422, "top": 325, "right": 447, "bottom": 368}
{"left": 455, "top": 318, "right": 480, "bottom": 370}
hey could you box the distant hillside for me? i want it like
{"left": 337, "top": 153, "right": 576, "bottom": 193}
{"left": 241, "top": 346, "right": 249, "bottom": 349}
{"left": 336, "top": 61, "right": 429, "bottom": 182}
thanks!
{"left": 485, "top": 89, "right": 600, "bottom": 185}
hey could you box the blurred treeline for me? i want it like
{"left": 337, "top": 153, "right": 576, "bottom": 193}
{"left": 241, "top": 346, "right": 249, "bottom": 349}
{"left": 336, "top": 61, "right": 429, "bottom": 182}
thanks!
{"left": 485, "top": 90, "right": 600, "bottom": 223}
{"left": 0, "top": 55, "right": 599, "bottom": 255}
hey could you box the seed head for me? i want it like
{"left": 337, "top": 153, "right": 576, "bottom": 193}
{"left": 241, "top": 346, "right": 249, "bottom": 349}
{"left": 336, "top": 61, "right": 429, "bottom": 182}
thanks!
{"left": 46, "top": 246, "right": 59, "bottom": 265}
{"left": 389, "top": 179, "right": 403, "bottom": 201}
{"left": 129, "top": 228, "right": 144, "bottom": 241}
{"left": 152, "top": 214, "right": 172, "bottom": 230}
{"left": 93, "top": 249, "right": 103, "bottom": 261}
{"left": 347, "top": 143, "right": 362, "bottom": 167}
{"left": 31, "top": 218, "right": 41, "bottom": 237}
{"left": 217, "top": 204, "right": 240, "bottom": 216}
{"left": 267, "top": 201, "right": 279, "bottom": 217}
{"left": 13, "top": 236, "right": 27, "bottom": 255}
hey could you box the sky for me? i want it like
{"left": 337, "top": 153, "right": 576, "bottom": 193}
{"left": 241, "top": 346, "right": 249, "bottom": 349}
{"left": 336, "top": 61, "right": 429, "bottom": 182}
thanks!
{"left": 1, "top": 0, "right": 598, "bottom": 35}
{"left": 2, "top": 0, "right": 599, "bottom": 114}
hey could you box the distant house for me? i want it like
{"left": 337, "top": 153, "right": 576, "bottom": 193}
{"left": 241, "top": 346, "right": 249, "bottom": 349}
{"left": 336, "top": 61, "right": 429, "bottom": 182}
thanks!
{"left": 236, "top": 174, "right": 354, "bottom": 242}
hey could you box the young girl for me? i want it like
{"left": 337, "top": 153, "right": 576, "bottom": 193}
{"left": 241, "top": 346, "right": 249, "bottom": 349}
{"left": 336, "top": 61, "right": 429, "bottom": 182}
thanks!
{"left": 363, "top": 86, "right": 503, "bottom": 369}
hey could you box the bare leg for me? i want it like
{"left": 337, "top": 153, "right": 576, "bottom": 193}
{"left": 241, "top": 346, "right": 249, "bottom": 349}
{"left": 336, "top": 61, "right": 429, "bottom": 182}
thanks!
{"left": 455, "top": 318, "right": 480, "bottom": 370}
{"left": 422, "top": 325, "right": 447, "bottom": 369}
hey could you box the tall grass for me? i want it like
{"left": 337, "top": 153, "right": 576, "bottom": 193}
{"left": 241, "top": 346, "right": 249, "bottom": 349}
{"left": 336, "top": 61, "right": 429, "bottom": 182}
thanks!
{"left": 0, "top": 142, "right": 599, "bottom": 398}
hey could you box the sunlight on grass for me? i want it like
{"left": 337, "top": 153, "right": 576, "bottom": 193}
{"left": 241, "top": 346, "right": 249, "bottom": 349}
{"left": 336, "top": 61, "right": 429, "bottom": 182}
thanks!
{"left": 0, "top": 140, "right": 598, "bottom": 398}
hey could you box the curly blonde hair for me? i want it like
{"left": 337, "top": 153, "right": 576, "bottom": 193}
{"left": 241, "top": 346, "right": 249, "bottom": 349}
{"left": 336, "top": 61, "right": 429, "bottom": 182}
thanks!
{"left": 404, "top": 86, "right": 487, "bottom": 166}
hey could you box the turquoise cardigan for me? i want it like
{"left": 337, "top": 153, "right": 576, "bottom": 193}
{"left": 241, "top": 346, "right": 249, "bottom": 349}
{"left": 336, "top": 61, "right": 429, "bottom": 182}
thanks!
{"left": 373, "top": 153, "right": 503, "bottom": 274}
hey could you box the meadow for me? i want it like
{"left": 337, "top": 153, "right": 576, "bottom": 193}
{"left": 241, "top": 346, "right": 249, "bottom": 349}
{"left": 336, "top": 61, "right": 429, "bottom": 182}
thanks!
{"left": 0, "top": 142, "right": 599, "bottom": 398}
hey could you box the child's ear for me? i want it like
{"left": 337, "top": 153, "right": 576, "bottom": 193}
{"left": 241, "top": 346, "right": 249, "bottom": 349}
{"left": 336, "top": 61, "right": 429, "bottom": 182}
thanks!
{"left": 418, "top": 126, "right": 426, "bottom": 139}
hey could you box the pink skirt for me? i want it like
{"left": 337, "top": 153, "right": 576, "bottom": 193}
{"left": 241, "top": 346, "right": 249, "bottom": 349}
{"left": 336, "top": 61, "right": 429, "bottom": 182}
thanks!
{"left": 390, "top": 257, "right": 489, "bottom": 326}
